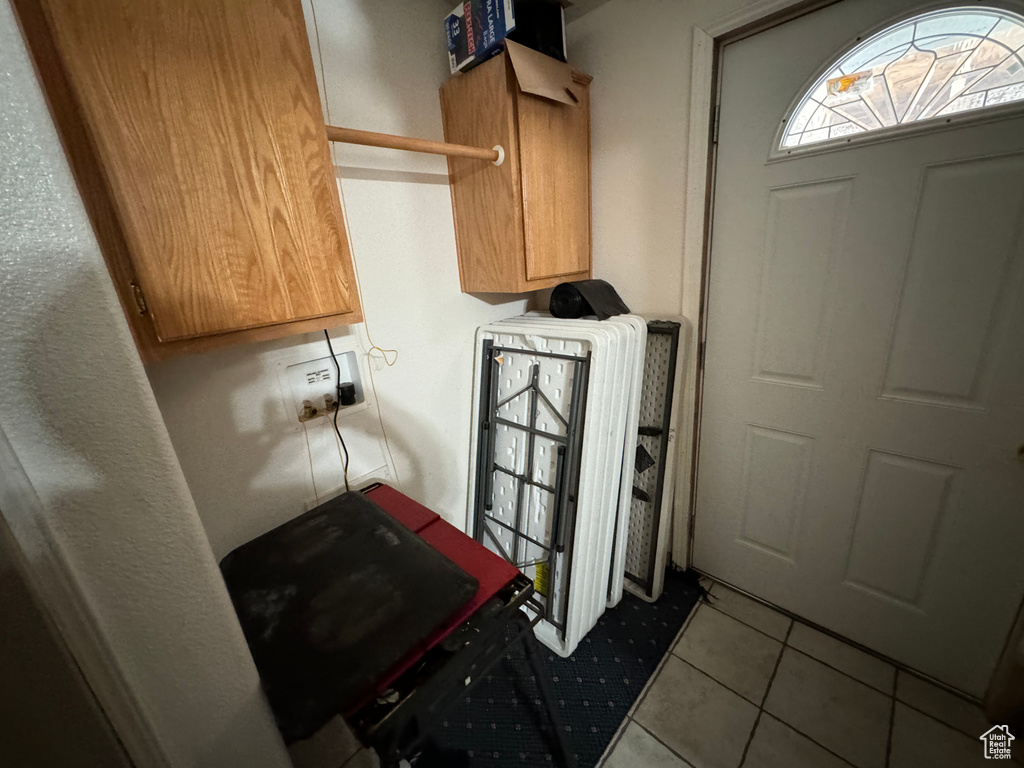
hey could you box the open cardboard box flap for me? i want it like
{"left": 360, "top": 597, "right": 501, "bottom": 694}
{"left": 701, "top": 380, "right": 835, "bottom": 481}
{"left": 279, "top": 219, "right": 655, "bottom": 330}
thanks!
{"left": 505, "top": 40, "right": 576, "bottom": 106}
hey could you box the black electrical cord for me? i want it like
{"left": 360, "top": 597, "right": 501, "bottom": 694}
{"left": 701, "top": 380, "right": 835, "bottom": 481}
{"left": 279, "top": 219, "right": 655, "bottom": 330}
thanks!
{"left": 324, "top": 330, "right": 350, "bottom": 492}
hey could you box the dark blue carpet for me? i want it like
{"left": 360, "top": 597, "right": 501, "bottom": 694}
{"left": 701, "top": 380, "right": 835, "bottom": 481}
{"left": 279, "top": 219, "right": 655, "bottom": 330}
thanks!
{"left": 416, "top": 569, "right": 704, "bottom": 768}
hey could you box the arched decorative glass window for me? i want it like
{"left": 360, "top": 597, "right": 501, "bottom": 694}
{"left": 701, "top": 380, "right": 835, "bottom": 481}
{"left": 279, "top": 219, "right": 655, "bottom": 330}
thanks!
{"left": 780, "top": 6, "right": 1024, "bottom": 150}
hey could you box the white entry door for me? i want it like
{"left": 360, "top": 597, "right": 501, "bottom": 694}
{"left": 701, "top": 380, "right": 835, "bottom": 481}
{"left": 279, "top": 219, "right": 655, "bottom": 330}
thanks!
{"left": 693, "top": 0, "right": 1024, "bottom": 697}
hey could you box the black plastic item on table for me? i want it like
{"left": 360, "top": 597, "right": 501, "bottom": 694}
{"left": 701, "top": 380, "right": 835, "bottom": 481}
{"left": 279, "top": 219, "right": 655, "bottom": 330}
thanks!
{"left": 219, "top": 491, "right": 479, "bottom": 743}
{"left": 549, "top": 279, "right": 630, "bottom": 320}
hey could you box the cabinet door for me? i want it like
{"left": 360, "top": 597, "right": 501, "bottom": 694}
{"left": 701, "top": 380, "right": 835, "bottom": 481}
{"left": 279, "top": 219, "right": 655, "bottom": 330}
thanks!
{"left": 516, "top": 76, "right": 591, "bottom": 282}
{"left": 35, "top": 0, "right": 358, "bottom": 342}
{"left": 440, "top": 55, "right": 525, "bottom": 293}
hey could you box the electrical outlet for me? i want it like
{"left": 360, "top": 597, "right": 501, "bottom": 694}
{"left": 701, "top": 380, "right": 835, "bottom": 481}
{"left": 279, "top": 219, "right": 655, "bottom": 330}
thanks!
{"left": 284, "top": 352, "right": 365, "bottom": 423}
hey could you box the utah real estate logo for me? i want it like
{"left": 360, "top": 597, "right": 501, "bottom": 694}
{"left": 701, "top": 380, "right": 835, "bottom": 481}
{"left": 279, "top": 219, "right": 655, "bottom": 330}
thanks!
{"left": 980, "top": 725, "right": 1015, "bottom": 760}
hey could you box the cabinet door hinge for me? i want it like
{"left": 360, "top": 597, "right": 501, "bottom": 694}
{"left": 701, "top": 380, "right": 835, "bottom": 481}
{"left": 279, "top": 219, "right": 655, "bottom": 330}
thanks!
{"left": 712, "top": 104, "right": 721, "bottom": 145}
{"left": 130, "top": 282, "right": 148, "bottom": 315}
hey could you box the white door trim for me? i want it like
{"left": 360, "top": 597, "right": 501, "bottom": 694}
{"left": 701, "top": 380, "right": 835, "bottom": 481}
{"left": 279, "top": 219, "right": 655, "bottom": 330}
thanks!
{"left": 673, "top": 0, "right": 812, "bottom": 568}
{"left": 0, "top": 427, "right": 169, "bottom": 768}
{"left": 703, "top": 0, "right": 821, "bottom": 38}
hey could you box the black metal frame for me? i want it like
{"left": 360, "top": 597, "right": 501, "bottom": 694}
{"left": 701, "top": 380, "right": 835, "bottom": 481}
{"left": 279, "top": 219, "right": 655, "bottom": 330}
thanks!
{"left": 349, "top": 574, "right": 576, "bottom": 768}
{"left": 471, "top": 339, "right": 591, "bottom": 638}
{"left": 626, "top": 321, "right": 681, "bottom": 593}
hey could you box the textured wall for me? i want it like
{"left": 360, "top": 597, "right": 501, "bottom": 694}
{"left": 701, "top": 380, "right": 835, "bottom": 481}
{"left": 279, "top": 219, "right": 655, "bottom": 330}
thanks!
{"left": 0, "top": 3, "right": 291, "bottom": 765}
{"left": 147, "top": 0, "right": 532, "bottom": 552}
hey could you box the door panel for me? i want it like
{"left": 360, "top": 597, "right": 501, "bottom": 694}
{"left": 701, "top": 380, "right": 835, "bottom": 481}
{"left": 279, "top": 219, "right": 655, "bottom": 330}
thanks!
{"left": 881, "top": 155, "right": 1024, "bottom": 407}
{"left": 736, "top": 424, "right": 813, "bottom": 562}
{"left": 694, "top": 0, "right": 1024, "bottom": 696}
{"left": 754, "top": 179, "right": 850, "bottom": 388}
{"left": 843, "top": 449, "right": 958, "bottom": 607}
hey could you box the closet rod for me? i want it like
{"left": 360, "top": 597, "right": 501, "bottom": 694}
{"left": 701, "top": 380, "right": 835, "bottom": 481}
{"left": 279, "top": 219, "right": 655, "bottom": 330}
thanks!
{"left": 325, "top": 125, "right": 504, "bottom": 165}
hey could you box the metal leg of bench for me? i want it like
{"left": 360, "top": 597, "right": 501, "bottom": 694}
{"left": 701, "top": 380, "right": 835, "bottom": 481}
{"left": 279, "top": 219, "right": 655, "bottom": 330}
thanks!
{"left": 517, "top": 615, "right": 577, "bottom": 768}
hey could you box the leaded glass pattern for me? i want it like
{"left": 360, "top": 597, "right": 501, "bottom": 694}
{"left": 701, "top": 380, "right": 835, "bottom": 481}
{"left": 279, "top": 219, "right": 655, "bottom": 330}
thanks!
{"left": 781, "top": 7, "right": 1024, "bottom": 149}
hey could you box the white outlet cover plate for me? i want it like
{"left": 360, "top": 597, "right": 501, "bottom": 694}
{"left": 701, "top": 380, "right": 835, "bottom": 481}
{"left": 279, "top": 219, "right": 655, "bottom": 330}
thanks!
{"left": 281, "top": 350, "right": 368, "bottom": 423}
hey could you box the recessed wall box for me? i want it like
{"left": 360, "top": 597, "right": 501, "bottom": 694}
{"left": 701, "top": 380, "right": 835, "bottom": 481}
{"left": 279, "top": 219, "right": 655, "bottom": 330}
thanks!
{"left": 283, "top": 352, "right": 366, "bottom": 423}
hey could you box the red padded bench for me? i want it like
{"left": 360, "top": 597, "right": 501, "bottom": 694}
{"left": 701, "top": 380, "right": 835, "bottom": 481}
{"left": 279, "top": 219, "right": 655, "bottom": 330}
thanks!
{"left": 353, "top": 484, "right": 520, "bottom": 710}
{"left": 354, "top": 484, "right": 572, "bottom": 767}
{"left": 221, "top": 484, "right": 573, "bottom": 768}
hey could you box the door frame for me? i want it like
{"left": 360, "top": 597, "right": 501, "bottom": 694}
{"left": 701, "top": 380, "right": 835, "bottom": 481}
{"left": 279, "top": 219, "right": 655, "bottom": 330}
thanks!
{"left": 0, "top": 425, "right": 163, "bottom": 767}
{"left": 674, "top": 0, "right": 836, "bottom": 568}
{"left": 677, "top": 0, "right": 1024, "bottom": 704}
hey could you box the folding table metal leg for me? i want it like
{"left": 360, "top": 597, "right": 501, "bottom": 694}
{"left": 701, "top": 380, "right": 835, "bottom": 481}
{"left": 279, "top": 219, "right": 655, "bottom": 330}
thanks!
{"left": 356, "top": 588, "right": 575, "bottom": 768}
{"left": 515, "top": 614, "right": 577, "bottom": 768}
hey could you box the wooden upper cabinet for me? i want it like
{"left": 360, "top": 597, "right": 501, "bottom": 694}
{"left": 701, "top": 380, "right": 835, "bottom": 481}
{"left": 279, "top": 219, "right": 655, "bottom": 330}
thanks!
{"left": 15, "top": 0, "right": 360, "bottom": 359}
{"left": 440, "top": 49, "right": 592, "bottom": 294}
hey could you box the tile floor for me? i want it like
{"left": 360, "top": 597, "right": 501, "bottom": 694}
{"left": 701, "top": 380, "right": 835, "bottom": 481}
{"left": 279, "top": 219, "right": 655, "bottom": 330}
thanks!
{"left": 601, "top": 582, "right": 1019, "bottom": 768}
{"left": 289, "top": 580, "right": 1019, "bottom": 768}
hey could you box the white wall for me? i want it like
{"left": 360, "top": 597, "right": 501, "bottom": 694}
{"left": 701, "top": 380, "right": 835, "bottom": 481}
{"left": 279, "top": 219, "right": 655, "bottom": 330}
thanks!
{"left": 146, "top": 0, "right": 532, "bottom": 558}
{"left": 566, "top": 0, "right": 761, "bottom": 562}
{"left": 0, "top": 2, "right": 291, "bottom": 765}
